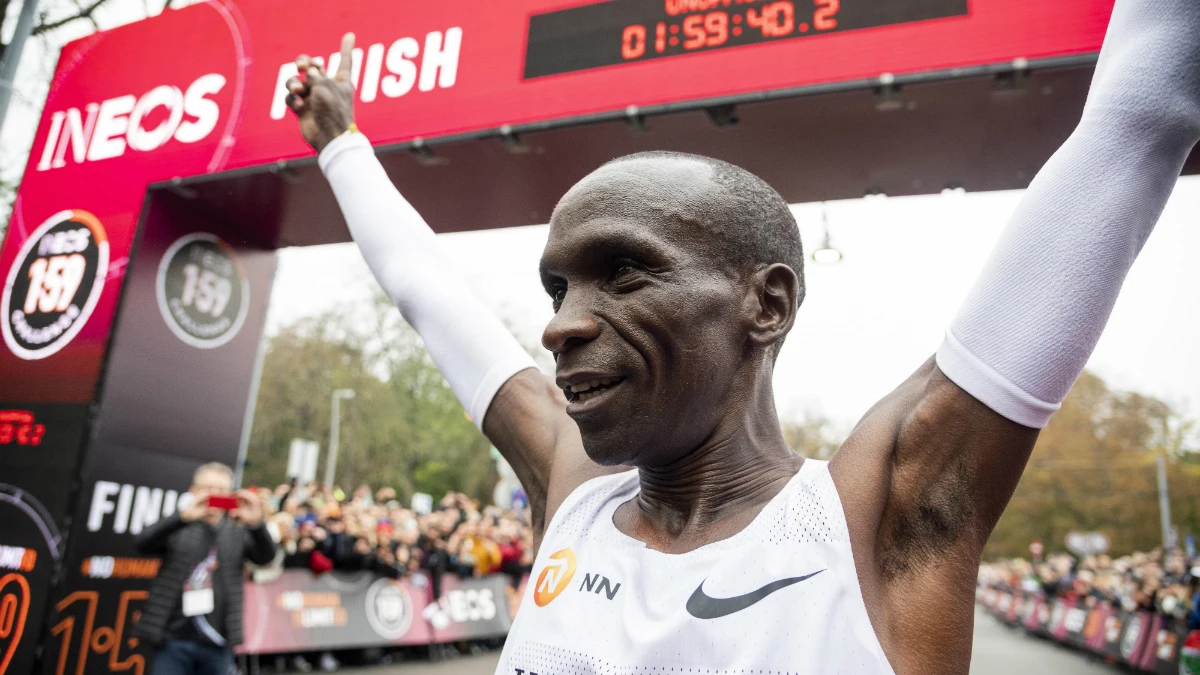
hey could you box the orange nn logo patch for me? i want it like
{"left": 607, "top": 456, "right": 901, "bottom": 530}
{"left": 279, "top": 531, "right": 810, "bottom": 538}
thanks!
{"left": 533, "top": 548, "right": 576, "bottom": 607}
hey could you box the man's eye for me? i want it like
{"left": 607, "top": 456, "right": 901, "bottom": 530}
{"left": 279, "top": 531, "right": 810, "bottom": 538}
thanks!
{"left": 613, "top": 265, "right": 639, "bottom": 283}
{"left": 551, "top": 288, "right": 566, "bottom": 307}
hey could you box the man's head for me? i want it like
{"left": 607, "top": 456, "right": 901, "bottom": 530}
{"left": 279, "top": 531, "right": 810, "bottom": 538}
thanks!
{"left": 191, "top": 462, "right": 233, "bottom": 495}
{"left": 190, "top": 462, "right": 234, "bottom": 520}
{"left": 540, "top": 152, "right": 804, "bottom": 467}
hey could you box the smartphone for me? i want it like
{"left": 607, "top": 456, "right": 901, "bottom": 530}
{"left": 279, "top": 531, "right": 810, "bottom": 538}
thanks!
{"left": 207, "top": 494, "right": 238, "bottom": 510}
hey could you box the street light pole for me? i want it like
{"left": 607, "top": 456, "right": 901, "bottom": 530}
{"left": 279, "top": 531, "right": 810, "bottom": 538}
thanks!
{"left": 0, "top": 0, "right": 41, "bottom": 134}
{"left": 324, "top": 389, "right": 355, "bottom": 487}
{"left": 1157, "top": 454, "right": 1174, "bottom": 550}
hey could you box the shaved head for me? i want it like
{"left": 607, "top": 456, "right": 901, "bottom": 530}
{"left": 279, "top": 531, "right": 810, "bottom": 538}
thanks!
{"left": 542, "top": 151, "right": 807, "bottom": 465}
{"left": 595, "top": 151, "right": 805, "bottom": 307}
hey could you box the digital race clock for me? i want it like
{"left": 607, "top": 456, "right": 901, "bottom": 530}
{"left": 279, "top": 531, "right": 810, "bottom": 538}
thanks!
{"left": 525, "top": 0, "right": 970, "bottom": 79}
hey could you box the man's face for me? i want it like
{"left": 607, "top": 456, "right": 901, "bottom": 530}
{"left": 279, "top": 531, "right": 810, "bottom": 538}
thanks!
{"left": 540, "top": 157, "right": 752, "bottom": 467}
{"left": 191, "top": 468, "right": 232, "bottom": 516}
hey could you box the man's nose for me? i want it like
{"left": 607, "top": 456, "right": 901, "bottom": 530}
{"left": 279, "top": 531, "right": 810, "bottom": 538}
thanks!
{"left": 542, "top": 292, "right": 602, "bottom": 354}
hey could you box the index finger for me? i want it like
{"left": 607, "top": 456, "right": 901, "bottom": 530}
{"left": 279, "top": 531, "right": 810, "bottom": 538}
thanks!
{"left": 335, "top": 32, "right": 355, "bottom": 82}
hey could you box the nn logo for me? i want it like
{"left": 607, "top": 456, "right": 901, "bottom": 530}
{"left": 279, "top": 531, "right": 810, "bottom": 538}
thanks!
{"left": 579, "top": 572, "right": 620, "bottom": 600}
{"left": 533, "top": 548, "right": 576, "bottom": 607}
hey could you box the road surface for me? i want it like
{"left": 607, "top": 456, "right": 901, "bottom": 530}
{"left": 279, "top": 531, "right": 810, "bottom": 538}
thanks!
{"left": 334, "top": 606, "right": 1121, "bottom": 675}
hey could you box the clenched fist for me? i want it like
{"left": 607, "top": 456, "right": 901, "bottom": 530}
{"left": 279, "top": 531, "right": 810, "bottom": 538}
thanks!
{"left": 285, "top": 33, "right": 358, "bottom": 153}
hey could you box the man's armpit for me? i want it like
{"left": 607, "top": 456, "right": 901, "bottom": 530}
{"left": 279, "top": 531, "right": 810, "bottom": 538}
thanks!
{"left": 878, "top": 455, "right": 975, "bottom": 580}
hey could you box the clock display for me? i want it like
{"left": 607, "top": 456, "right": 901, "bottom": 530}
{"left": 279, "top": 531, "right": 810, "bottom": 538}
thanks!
{"left": 525, "top": 0, "right": 970, "bottom": 79}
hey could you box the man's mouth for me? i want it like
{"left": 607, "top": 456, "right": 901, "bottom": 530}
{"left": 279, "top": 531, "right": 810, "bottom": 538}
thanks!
{"left": 563, "top": 376, "right": 626, "bottom": 403}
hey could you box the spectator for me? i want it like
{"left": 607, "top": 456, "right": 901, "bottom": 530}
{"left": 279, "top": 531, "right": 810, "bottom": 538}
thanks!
{"left": 133, "top": 462, "right": 276, "bottom": 675}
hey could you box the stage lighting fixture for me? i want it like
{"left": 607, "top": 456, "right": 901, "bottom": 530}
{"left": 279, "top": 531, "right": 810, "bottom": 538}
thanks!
{"left": 812, "top": 207, "right": 843, "bottom": 265}
{"left": 705, "top": 104, "right": 740, "bottom": 127}
{"left": 499, "top": 125, "right": 531, "bottom": 154}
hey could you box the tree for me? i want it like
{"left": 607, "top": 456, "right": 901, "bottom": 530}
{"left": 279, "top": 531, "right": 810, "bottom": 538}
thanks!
{"left": 782, "top": 410, "right": 843, "bottom": 460}
{"left": 242, "top": 295, "right": 496, "bottom": 503}
{"left": 984, "top": 371, "right": 1199, "bottom": 558}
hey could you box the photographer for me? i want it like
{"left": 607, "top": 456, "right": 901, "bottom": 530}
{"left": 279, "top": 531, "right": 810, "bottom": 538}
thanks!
{"left": 133, "top": 462, "right": 276, "bottom": 675}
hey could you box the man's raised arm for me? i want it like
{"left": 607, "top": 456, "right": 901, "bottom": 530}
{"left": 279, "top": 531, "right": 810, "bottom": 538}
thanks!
{"left": 836, "top": 0, "right": 1199, "bottom": 607}
{"left": 285, "top": 35, "right": 579, "bottom": 529}
{"left": 935, "top": 0, "right": 1200, "bottom": 429}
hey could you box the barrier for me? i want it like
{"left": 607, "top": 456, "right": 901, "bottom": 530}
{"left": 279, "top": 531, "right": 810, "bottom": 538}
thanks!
{"left": 978, "top": 588, "right": 1192, "bottom": 673}
{"left": 239, "top": 570, "right": 514, "bottom": 655}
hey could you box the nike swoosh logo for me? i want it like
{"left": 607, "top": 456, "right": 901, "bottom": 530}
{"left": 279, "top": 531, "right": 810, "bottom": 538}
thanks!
{"left": 685, "top": 570, "right": 825, "bottom": 620}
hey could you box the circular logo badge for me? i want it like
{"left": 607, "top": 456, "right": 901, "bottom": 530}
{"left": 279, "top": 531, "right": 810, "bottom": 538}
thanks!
{"left": 155, "top": 233, "right": 248, "bottom": 349}
{"left": 2, "top": 210, "right": 109, "bottom": 360}
{"left": 365, "top": 579, "right": 414, "bottom": 640}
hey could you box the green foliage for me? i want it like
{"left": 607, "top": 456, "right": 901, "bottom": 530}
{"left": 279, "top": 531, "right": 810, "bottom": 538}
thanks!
{"left": 984, "top": 371, "right": 1199, "bottom": 558}
{"left": 782, "top": 410, "right": 843, "bottom": 460}
{"left": 242, "top": 294, "right": 495, "bottom": 503}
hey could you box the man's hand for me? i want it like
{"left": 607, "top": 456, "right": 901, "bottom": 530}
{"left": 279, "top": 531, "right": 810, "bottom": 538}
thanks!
{"left": 232, "top": 489, "right": 264, "bottom": 527}
{"left": 180, "top": 490, "right": 210, "bottom": 522}
{"left": 285, "top": 33, "right": 357, "bottom": 153}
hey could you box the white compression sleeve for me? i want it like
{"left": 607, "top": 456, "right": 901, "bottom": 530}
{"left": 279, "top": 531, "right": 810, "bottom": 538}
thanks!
{"left": 936, "top": 0, "right": 1200, "bottom": 428}
{"left": 319, "top": 133, "right": 538, "bottom": 430}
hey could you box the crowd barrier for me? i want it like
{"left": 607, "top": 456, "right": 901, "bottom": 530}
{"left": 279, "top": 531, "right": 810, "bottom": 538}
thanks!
{"left": 239, "top": 570, "right": 524, "bottom": 655}
{"left": 976, "top": 587, "right": 1200, "bottom": 674}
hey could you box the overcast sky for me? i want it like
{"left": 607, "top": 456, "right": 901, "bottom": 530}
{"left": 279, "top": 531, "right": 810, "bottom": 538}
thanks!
{"left": 268, "top": 179, "right": 1200, "bottom": 433}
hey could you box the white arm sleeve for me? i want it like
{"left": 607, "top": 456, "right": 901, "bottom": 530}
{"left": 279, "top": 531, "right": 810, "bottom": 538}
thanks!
{"left": 936, "top": 0, "right": 1200, "bottom": 428}
{"left": 319, "top": 133, "right": 538, "bottom": 430}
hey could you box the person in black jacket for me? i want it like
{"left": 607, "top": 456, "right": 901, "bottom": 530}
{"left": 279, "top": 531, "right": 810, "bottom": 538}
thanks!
{"left": 133, "top": 462, "right": 275, "bottom": 675}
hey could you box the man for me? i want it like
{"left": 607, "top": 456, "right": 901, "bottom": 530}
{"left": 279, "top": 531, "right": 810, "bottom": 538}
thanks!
{"left": 284, "top": 0, "right": 1199, "bottom": 670}
{"left": 133, "top": 463, "right": 275, "bottom": 674}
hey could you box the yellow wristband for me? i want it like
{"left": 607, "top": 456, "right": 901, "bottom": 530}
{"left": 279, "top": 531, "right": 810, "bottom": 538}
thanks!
{"left": 342, "top": 123, "right": 360, "bottom": 137}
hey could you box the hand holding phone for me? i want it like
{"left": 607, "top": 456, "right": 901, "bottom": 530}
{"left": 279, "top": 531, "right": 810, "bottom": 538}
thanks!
{"left": 207, "top": 494, "right": 238, "bottom": 510}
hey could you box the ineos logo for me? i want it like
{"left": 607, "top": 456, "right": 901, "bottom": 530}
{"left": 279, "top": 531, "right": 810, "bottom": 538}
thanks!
{"left": 35, "top": 74, "right": 226, "bottom": 171}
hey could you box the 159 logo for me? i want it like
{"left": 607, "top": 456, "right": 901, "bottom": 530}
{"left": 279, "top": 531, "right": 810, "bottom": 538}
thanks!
{"left": 2, "top": 210, "right": 108, "bottom": 360}
{"left": 155, "top": 232, "right": 248, "bottom": 349}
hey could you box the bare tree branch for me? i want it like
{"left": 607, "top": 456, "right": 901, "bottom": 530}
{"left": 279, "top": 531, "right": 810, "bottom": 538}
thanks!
{"left": 31, "top": 0, "right": 111, "bottom": 36}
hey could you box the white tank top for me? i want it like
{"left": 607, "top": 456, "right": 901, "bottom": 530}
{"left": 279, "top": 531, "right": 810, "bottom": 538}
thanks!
{"left": 496, "top": 459, "right": 895, "bottom": 675}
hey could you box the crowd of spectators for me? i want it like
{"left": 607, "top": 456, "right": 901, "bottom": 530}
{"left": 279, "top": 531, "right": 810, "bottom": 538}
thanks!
{"left": 978, "top": 547, "right": 1200, "bottom": 625}
{"left": 245, "top": 480, "right": 536, "bottom": 596}
{"left": 231, "top": 481, "right": 532, "bottom": 672}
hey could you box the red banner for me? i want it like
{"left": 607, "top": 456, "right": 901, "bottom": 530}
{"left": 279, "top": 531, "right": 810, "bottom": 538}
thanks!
{"left": 239, "top": 570, "right": 514, "bottom": 654}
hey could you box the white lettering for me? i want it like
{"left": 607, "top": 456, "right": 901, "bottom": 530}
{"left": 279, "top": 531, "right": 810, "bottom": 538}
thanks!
{"left": 127, "top": 85, "right": 184, "bottom": 152}
{"left": 269, "top": 29, "right": 460, "bottom": 118}
{"left": 270, "top": 63, "right": 299, "bottom": 121}
{"left": 88, "top": 481, "right": 183, "bottom": 534}
{"left": 299, "top": 607, "right": 337, "bottom": 627}
{"left": 88, "top": 555, "right": 115, "bottom": 578}
{"left": 36, "top": 74, "right": 224, "bottom": 170}
{"left": 87, "top": 481, "right": 121, "bottom": 532}
{"left": 163, "top": 489, "right": 180, "bottom": 516}
{"left": 360, "top": 43, "right": 385, "bottom": 103}
{"left": 54, "top": 104, "right": 101, "bottom": 168}
{"left": 36, "top": 111, "right": 66, "bottom": 171}
{"left": 419, "top": 28, "right": 462, "bottom": 92}
{"left": 0, "top": 546, "right": 25, "bottom": 569}
{"left": 382, "top": 38, "right": 420, "bottom": 99}
{"left": 176, "top": 74, "right": 226, "bottom": 143}
{"left": 87, "top": 95, "right": 136, "bottom": 162}
{"left": 129, "top": 486, "right": 164, "bottom": 535}
{"left": 113, "top": 483, "right": 135, "bottom": 534}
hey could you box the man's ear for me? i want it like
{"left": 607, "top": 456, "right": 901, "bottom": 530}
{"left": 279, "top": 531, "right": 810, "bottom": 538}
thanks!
{"left": 746, "top": 263, "right": 800, "bottom": 349}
